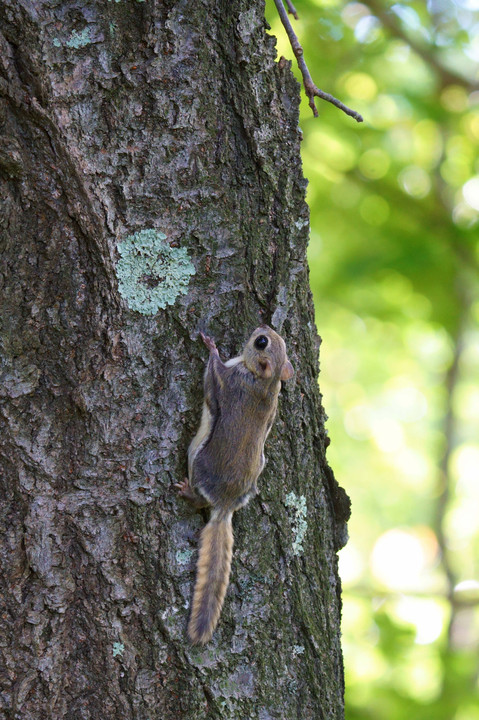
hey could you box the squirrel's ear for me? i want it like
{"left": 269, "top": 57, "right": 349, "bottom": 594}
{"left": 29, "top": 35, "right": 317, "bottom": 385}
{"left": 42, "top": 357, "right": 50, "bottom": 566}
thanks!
{"left": 258, "top": 358, "right": 273, "bottom": 378}
{"left": 280, "top": 360, "right": 294, "bottom": 381}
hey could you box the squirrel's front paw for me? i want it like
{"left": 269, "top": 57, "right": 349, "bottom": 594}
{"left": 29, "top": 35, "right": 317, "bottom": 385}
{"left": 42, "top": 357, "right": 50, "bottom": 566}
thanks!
{"left": 199, "top": 332, "right": 217, "bottom": 353}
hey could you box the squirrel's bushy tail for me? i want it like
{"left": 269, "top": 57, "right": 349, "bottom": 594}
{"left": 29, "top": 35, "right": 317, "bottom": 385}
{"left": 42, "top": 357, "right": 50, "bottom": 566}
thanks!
{"left": 188, "top": 510, "right": 233, "bottom": 645}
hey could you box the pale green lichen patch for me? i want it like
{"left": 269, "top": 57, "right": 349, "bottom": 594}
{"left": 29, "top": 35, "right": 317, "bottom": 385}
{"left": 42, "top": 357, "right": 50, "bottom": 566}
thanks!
{"left": 116, "top": 230, "right": 195, "bottom": 315}
{"left": 66, "top": 28, "right": 92, "bottom": 48}
{"left": 285, "top": 492, "right": 308, "bottom": 556}
{"left": 292, "top": 644, "right": 305, "bottom": 656}
{"left": 175, "top": 548, "right": 193, "bottom": 566}
{"left": 53, "top": 27, "right": 93, "bottom": 49}
{"left": 112, "top": 642, "right": 125, "bottom": 657}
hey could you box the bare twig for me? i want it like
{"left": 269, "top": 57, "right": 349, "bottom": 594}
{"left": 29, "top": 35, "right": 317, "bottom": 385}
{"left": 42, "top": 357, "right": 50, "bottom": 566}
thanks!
{"left": 285, "top": 0, "right": 298, "bottom": 20}
{"left": 272, "top": 0, "right": 363, "bottom": 122}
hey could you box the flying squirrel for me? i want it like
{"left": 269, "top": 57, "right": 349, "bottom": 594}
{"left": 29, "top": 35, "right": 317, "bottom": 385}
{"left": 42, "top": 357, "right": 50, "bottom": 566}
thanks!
{"left": 176, "top": 325, "right": 294, "bottom": 645}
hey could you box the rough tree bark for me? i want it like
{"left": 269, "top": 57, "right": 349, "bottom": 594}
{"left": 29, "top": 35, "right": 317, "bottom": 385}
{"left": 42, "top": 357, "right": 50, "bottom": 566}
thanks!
{"left": 0, "top": 1, "right": 350, "bottom": 718}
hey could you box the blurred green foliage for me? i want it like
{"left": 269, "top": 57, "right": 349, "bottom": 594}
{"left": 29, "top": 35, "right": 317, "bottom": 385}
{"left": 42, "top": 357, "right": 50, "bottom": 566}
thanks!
{"left": 266, "top": 0, "right": 479, "bottom": 717}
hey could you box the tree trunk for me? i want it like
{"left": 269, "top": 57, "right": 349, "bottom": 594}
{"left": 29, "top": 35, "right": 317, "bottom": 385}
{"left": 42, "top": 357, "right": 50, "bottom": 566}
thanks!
{"left": 0, "top": 1, "right": 350, "bottom": 718}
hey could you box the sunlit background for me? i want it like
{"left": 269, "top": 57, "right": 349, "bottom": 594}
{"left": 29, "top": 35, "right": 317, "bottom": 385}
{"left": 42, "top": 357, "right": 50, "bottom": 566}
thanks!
{"left": 266, "top": 0, "right": 479, "bottom": 717}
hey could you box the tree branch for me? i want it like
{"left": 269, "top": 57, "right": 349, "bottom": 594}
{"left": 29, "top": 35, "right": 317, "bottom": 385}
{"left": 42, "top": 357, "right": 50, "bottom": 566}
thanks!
{"left": 273, "top": 0, "right": 364, "bottom": 122}
{"left": 285, "top": 0, "right": 298, "bottom": 20}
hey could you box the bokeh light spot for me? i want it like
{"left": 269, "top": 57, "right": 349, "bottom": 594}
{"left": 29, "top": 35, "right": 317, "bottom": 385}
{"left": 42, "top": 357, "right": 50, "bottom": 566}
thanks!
{"left": 441, "top": 85, "right": 469, "bottom": 112}
{"left": 342, "top": 72, "right": 378, "bottom": 100}
{"left": 371, "top": 528, "right": 438, "bottom": 590}
{"left": 398, "top": 165, "right": 431, "bottom": 198}
{"left": 358, "top": 148, "right": 390, "bottom": 179}
{"left": 463, "top": 176, "right": 479, "bottom": 210}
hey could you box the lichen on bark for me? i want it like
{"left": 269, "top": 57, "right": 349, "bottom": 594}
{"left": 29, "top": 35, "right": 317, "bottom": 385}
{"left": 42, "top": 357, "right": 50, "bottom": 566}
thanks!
{"left": 116, "top": 229, "right": 195, "bottom": 314}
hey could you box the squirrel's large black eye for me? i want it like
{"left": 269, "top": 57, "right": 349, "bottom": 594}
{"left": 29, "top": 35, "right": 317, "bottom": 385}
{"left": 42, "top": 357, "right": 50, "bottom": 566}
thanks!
{"left": 254, "top": 335, "right": 269, "bottom": 350}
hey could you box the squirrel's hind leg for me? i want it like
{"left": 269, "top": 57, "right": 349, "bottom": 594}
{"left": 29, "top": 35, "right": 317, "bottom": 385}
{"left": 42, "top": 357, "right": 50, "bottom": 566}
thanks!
{"left": 175, "top": 479, "right": 210, "bottom": 509}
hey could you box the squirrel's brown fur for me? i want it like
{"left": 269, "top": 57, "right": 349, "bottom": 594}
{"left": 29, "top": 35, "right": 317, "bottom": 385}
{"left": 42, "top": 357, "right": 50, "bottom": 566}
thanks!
{"left": 188, "top": 510, "right": 233, "bottom": 644}
{"left": 177, "top": 326, "right": 293, "bottom": 645}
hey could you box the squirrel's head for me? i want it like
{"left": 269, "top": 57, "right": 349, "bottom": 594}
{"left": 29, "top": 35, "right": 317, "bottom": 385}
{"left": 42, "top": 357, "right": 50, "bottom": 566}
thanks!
{"left": 243, "top": 325, "right": 294, "bottom": 382}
